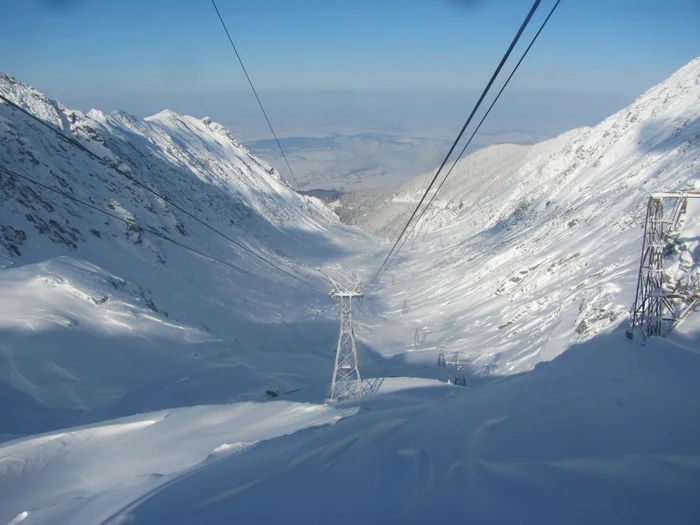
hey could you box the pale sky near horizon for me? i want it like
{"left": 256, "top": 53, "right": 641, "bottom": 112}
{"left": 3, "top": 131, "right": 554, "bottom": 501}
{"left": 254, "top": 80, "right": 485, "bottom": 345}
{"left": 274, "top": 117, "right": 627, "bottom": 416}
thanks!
{"left": 2, "top": 0, "right": 698, "bottom": 186}
{"left": 3, "top": 0, "right": 697, "bottom": 108}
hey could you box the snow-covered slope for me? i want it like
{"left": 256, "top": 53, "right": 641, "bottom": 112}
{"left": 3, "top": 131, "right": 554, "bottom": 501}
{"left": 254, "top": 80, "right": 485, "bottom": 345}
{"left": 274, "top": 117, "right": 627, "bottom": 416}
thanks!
{"left": 92, "top": 324, "right": 700, "bottom": 525}
{"left": 0, "top": 72, "right": 372, "bottom": 438}
{"left": 1, "top": 321, "right": 698, "bottom": 525}
{"left": 360, "top": 57, "right": 700, "bottom": 378}
{"left": 0, "top": 401, "right": 354, "bottom": 525}
{"left": 1, "top": 58, "right": 699, "bottom": 525}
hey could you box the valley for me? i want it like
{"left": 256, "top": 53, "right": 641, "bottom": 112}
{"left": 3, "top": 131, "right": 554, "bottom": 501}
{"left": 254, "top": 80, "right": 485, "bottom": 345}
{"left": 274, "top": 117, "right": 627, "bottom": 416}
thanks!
{"left": 0, "top": 56, "right": 699, "bottom": 524}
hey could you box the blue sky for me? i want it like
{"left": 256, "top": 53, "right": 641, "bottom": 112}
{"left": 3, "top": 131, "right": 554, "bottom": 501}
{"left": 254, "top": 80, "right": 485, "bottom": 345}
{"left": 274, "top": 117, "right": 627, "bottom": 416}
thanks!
{"left": 3, "top": 0, "right": 698, "bottom": 100}
{"left": 1, "top": 0, "right": 699, "bottom": 177}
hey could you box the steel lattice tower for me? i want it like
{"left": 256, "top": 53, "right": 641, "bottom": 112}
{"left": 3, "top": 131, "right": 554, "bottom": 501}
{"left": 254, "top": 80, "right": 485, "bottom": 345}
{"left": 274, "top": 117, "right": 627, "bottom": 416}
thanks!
{"left": 454, "top": 360, "right": 466, "bottom": 387}
{"left": 631, "top": 196, "right": 668, "bottom": 337}
{"left": 437, "top": 347, "right": 446, "bottom": 367}
{"left": 630, "top": 192, "right": 700, "bottom": 338}
{"left": 447, "top": 351, "right": 466, "bottom": 386}
{"left": 327, "top": 276, "right": 363, "bottom": 402}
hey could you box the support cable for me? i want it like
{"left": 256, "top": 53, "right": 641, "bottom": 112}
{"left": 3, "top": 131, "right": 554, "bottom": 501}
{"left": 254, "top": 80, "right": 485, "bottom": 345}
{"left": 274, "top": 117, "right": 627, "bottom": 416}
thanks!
{"left": 0, "top": 164, "right": 314, "bottom": 291}
{"left": 210, "top": 0, "right": 302, "bottom": 193}
{"left": 369, "top": 0, "right": 543, "bottom": 286}
{"left": 383, "top": 0, "right": 562, "bottom": 272}
{"left": 210, "top": 0, "right": 334, "bottom": 251}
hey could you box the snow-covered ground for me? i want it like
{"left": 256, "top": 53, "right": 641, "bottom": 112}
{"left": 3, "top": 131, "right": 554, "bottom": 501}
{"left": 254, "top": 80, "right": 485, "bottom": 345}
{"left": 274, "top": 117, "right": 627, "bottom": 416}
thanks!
{"left": 100, "top": 322, "right": 700, "bottom": 525}
{"left": 0, "top": 401, "right": 354, "bottom": 525}
{"left": 0, "top": 57, "right": 699, "bottom": 524}
{"left": 1, "top": 321, "right": 698, "bottom": 525}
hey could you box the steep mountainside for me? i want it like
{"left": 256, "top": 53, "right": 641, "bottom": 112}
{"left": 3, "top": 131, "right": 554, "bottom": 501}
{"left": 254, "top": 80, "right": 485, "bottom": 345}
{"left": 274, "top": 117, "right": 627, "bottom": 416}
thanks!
{"left": 0, "top": 73, "right": 372, "bottom": 437}
{"left": 361, "top": 57, "right": 700, "bottom": 378}
{"left": 339, "top": 143, "right": 531, "bottom": 237}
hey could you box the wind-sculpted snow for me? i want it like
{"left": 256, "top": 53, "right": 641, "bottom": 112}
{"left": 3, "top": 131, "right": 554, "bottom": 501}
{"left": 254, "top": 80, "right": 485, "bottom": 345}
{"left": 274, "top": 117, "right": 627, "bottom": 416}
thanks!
{"left": 1, "top": 322, "right": 697, "bottom": 525}
{"left": 0, "top": 401, "right": 353, "bottom": 525}
{"left": 109, "top": 326, "right": 700, "bottom": 525}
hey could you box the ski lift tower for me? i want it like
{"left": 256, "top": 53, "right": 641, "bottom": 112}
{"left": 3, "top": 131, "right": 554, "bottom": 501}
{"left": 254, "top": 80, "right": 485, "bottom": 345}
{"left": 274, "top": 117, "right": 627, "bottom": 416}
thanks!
{"left": 630, "top": 191, "right": 700, "bottom": 338}
{"left": 446, "top": 351, "right": 466, "bottom": 386}
{"left": 327, "top": 275, "right": 364, "bottom": 402}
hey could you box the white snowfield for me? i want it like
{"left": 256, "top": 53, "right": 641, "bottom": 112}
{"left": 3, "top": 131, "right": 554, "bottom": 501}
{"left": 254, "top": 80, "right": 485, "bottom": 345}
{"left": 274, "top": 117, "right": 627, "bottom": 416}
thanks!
{"left": 0, "top": 56, "right": 699, "bottom": 524}
{"left": 0, "top": 402, "right": 353, "bottom": 525}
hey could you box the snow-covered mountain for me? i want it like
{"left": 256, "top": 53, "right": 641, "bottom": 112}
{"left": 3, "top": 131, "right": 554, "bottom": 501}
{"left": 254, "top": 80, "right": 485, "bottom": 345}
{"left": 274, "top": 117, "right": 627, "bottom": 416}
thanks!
{"left": 0, "top": 57, "right": 699, "bottom": 525}
{"left": 336, "top": 142, "right": 532, "bottom": 237}
{"left": 0, "top": 72, "right": 374, "bottom": 438}
{"left": 353, "top": 58, "right": 700, "bottom": 242}
{"left": 359, "top": 57, "right": 700, "bottom": 377}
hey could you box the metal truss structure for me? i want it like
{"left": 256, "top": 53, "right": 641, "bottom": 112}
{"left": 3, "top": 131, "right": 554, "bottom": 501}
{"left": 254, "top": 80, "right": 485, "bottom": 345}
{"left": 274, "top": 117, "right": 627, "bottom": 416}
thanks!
{"left": 445, "top": 351, "right": 467, "bottom": 386}
{"left": 437, "top": 346, "right": 446, "bottom": 367}
{"left": 630, "top": 191, "right": 700, "bottom": 338}
{"left": 327, "top": 275, "right": 364, "bottom": 402}
{"left": 454, "top": 360, "right": 467, "bottom": 387}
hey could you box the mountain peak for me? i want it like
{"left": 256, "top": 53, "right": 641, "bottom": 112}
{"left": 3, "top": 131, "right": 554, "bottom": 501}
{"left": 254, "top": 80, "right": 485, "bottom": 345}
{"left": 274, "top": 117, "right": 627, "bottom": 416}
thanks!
{"left": 0, "top": 71, "right": 71, "bottom": 132}
{"left": 146, "top": 108, "right": 180, "bottom": 121}
{"left": 201, "top": 115, "right": 241, "bottom": 147}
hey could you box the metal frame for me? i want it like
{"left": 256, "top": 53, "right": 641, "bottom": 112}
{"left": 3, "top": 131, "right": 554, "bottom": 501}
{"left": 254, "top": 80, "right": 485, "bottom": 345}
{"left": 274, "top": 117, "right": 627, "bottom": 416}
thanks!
{"left": 327, "top": 275, "right": 364, "bottom": 402}
{"left": 445, "top": 351, "right": 467, "bottom": 386}
{"left": 437, "top": 346, "right": 446, "bottom": 367}
{"left": 630, "top": 191, "right": 700, "bottom": 338}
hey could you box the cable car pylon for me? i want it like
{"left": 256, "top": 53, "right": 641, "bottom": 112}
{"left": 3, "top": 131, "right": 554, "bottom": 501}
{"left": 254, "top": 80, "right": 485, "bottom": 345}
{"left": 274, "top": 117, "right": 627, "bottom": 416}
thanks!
{"left": 325, "top": 274, "right": 364, "bottom": 402}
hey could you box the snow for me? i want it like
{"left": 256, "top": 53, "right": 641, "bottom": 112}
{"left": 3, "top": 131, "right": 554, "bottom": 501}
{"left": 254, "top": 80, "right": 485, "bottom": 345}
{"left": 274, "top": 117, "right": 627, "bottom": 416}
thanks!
{"left": 0, "top": 57, "right": 699, "bottom": 524}
{"left": 0, "top": 70, "right": 373, "bottom": 436}
{"left": 115, "top": 324, "right": 700, "bottom": 525}
{"left": 0, "top": 402, "right": 352, "bottom": 525}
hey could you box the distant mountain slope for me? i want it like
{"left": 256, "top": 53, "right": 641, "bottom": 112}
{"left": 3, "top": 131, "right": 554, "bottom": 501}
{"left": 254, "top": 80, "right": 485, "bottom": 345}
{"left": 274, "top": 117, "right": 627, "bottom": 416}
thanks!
{"left": 0, "top": 72, "right": 337, "bottom": 264}
{"left": 341, "top": 143, "right": 531, "bottom": 237}
{"left": 360, "top": 59, "right": 700, "bottom": 241}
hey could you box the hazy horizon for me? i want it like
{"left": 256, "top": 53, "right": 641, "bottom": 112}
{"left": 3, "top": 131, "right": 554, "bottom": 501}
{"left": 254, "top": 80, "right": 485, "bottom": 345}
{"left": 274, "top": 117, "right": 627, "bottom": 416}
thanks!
{"left": 3, "top": 0, "right": 698, "bottom": 189}
{"left": 4, "top": 78, "right": 648, "bottom": 190}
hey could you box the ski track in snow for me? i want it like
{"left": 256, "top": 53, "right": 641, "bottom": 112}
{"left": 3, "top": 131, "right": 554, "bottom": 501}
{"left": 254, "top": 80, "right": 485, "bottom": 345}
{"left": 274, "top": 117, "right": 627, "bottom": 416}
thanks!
{"left": 0, "top": 58, "right": 699, "bottom": 523}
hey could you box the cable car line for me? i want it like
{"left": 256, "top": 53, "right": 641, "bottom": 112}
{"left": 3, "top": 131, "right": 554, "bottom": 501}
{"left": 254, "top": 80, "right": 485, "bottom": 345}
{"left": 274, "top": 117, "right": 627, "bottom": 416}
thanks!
{"left": 210, "top": 0, "right": 303, "bottom": 194}
{"left": 369, "top": 0, "right": 543, "bottom": 287}
{"left": 384, "top": 0, "right": 563, "bottom": 273}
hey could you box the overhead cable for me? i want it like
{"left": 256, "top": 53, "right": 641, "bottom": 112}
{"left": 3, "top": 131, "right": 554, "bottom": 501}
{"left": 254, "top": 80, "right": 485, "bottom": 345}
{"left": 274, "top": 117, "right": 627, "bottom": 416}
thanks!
{"left": 0, "top": 164, "right": 315, "bottom": 291}
{"left": 384, "top": 0, "right": 563, "bottom": 271}
{"left": 369, "top": 0, "right": 543, "bottom": 286}
{"left": 210, "top": 0, "right": 303, "bottom": 193}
